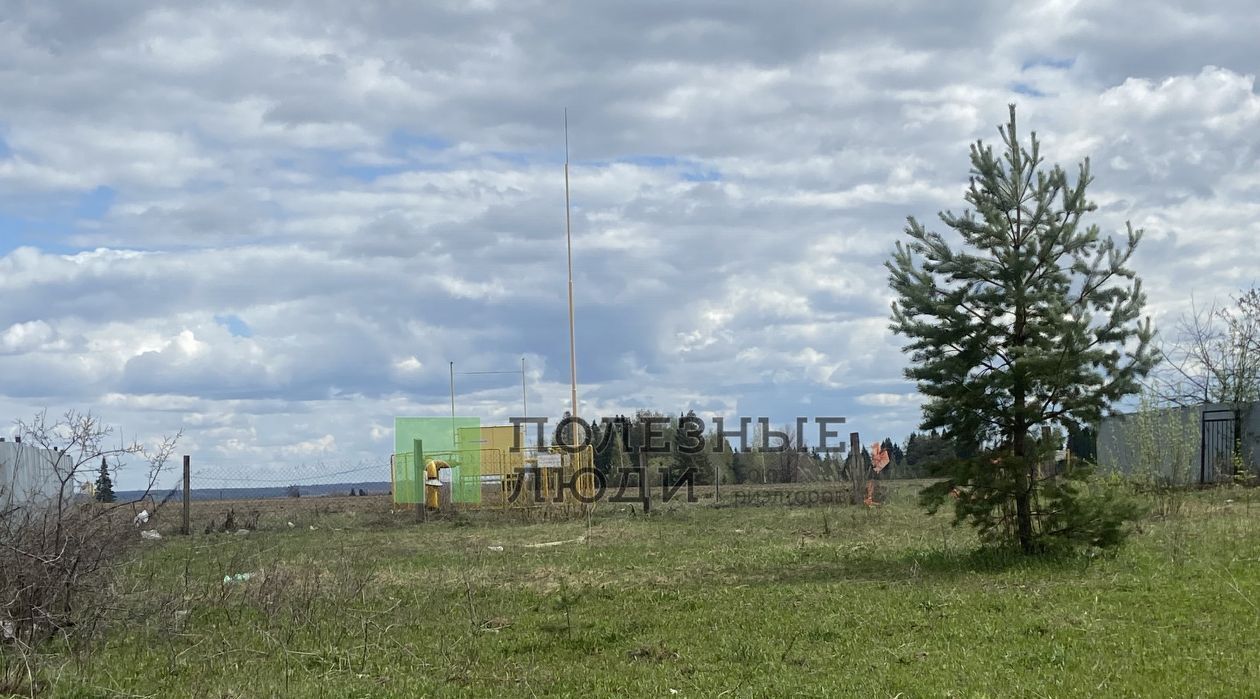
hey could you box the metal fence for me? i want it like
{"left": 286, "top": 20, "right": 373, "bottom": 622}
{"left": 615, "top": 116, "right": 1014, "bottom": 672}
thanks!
{"left": 183, "top": 459, "right": 391, "bottom": 501}
{"left": 1099, "top": 401, "right": 1259, "bottom": 484}
{"left": 391, "top": 444, "right": 596, "bottom": 510}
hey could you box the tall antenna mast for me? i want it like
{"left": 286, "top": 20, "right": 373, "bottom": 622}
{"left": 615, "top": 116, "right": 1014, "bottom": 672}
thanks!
{"left": 520, "top": 356, "right": 528, "bottom": 422}
{"left": 449, "top": 361, "right": 457, "bottom": 449}
{"left": 564, "top": 110, "right": 579, "bottom": 441}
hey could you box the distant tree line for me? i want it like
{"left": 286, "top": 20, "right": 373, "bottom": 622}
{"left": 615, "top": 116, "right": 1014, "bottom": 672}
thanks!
{"left": 564, "top": 410, "right": 992, "bottom": 485}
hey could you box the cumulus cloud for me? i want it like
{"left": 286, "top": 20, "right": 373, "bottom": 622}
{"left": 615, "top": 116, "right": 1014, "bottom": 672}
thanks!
{"left": 857, "top": 393, "right": 923, "bottom": 408}
{"left": 0, "top": 1, "right": 1256, "bottom": 486}
{"left": 0, "top": 320, "right": 57, "bottom": 353}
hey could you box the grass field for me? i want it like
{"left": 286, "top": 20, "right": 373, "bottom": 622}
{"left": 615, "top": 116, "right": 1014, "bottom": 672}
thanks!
{"left": 21, "top": 483, "right": 1260, "bottom": 698}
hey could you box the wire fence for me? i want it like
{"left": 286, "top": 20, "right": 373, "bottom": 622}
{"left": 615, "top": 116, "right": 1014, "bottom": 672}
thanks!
{"left": 116, "top": 429, "right": 920, "bottom": 534}
{"left": 113, "top": 458, "right": 394, "bottom": 535}
{"left": 185, "top": 460, "right": 392, "bottom": 501}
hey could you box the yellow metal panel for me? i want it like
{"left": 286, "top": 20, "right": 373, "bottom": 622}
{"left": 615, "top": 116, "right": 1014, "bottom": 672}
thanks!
{"left": 457, "top": 425, "right": 525, "bottom": 476}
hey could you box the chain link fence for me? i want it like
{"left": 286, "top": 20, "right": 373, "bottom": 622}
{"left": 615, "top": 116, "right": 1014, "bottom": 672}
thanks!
{"left": 117, "top": 458, "right": 394, "bottom": 534}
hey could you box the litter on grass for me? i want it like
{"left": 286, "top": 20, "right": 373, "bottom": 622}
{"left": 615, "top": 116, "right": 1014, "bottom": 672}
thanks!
{"left": 521, "top": 536, "right": 587, "bottom": 549}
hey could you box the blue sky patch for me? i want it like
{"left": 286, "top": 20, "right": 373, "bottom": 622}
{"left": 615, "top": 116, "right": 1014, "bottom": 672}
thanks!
{"left": 340, "top": 161, "right": 412, "bottom": 182}
{"left": 0, "top": 214, "right": 84, "bottom": 255}
{"left": 1011, "top": 82, "right": 1046, "bottom": 97}
{"left": 682, "top": 168, "right": 721, "bottom": 182}
{"left": 215, "top": 314, "right": 253, "bottom": 338}
{"left": 1021, "top": 56, "right": 1075, "bottom": 71}
{"left": 389, "top": 130, "right": 450, "bottom": 152}
{"left": 331, "top": 131, "right": 453, "bottom": 182}
{"left": 0, "top": 186, "right": 115, "bottom": 254}
{"left": 617, "top": 154, "right": 680, "bottom": 168}
{"left": 76, "top": 186, "right": 115, "bottom": 220}
{"left": 489, "top": 149, "right": 561, "bottom": 166}
{"left": 0, "top": 212, "right": 27, "bottom": 253}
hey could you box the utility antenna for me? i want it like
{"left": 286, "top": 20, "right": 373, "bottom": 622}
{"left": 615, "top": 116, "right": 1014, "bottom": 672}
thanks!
{"left": 564, "top": 110, "right": 579, "bottom": 443}
{"left": 449, "top": 361, "right": 456, "bottom": 449}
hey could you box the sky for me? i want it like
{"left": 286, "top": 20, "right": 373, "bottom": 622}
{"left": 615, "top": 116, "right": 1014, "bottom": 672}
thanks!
{"left": 1, "top": 1, "right": 1258, "bottom": 488}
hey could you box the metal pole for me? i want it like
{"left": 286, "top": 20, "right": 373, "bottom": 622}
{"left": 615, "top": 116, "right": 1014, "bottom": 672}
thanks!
{"left": 1200, "top": 409, "right": 1207, "bottom": 485}
{"left": 564, "top": 110, "right": 579, "bottom": 443}
{"left": 521, "top": 356, "right": 528, "bottom": 428}
{"left": 414, "top": 438, "right": 426, "bottom": 523}
{"left": 449, "top": 361, "right": 457, "bottom": 449}
{"left": 181, "top": 454, "right": 190, "bottom": 535}
{"left": 850, "top": 432, "right": 864, "bottom": 505}
{"left": 714, "top": 453, "right": 720, "bottom": 504}
{"left": 639, "top": 448, "right": 650, "bottom": 515}
{"left": 1234, "top": 408, "right": 1243, "bottom": 480}
{"left": 564, "top": 110, "right": 586, "bottom": 504}
{"left": 1040, "top": 425, "right": 1052, "bottom": 480}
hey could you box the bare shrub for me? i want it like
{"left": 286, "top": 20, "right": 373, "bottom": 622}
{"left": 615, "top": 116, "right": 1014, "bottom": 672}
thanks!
{"left": 1154, "top": 289, "right": 1260, "bottom": 407}
{"left": 1, "top": 410, "right": 179, "bottom": 689}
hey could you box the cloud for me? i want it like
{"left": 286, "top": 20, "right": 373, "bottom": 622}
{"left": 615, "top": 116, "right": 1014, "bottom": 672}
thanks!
{"left": 281, "top": 434, "right": 336, "bottom": 457}
{"left": 0, "top": 1, "right": 1256, "bottom": 487}
{"left": 857, "top": 393, "right": 923, "bottom": 408}
{"left": 0, "top": 320, "right": 57, "bottom": 354}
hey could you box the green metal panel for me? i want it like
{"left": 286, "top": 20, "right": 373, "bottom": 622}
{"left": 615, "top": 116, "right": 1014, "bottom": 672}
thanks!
{"left": 393, "top": 417, "right": 481, "bottom": 504}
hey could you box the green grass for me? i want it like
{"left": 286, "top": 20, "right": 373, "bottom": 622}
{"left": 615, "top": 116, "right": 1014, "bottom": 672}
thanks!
{"left": 23, "top": 484, "right": 1260, "bottom": 697}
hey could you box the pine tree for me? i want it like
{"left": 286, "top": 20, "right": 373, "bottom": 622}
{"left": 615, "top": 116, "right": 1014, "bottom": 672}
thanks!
{"left": 904, "top": 431, "right": 956, "bottom": 471}
{"left": 590, "top": 419, "right": 619, "bottom": 478}
{"left": 1067, "top": 426, "right": 1097, "bottom": 462}
{"left": 887, "top": 104, "right": 1155, "bottom": 553}
{"left": 730, "top": 450, "right": 750, "bottom": 484}
{"left": 94, "top": 457, "right": 116, "bottom": 503}
{"left": 671, "top": 411, "right": 708, "bottom": 485}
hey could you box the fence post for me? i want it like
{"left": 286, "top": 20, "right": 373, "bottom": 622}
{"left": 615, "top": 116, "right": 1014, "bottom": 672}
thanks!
{"left": 181, "top": 454, "right": 190, "bottom": 535}
{"left": 639, "top": 449, "right": 650, "bottom": 515}
{"left": 414, "top": 438, "right": 426, "bottom": 523}
{"left": 1040, "top": 425, "right": 1052, "bottom": 479}
{"left": 849, "top": 432, "right": 864, "bottom": 505}
{"left": 714, "top": 453, "right": 720, "bottom": 505}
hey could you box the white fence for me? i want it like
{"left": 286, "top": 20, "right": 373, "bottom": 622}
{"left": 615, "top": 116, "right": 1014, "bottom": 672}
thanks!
{"left": 0, "top": 441, "right": 70, "bottom": 513}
